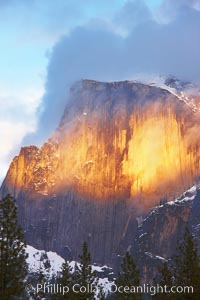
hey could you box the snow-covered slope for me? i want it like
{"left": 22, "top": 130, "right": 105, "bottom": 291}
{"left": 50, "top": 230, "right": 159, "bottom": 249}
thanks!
{"left": 134, "top": 74, "right": 200, "bottom": 113}
{"left": 166, "top": 185, "right": 197, "bottom": 205}
{"left": 26, "top": 245, "right": 114, "bottom": 297}
{"left": 26, "top": 245, "right": 64, "bottom": 276}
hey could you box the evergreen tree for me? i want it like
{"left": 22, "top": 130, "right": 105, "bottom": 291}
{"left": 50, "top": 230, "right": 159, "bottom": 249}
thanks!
{"left": 34, "top": 264, "right": 47, "bottom": 300}
{"left": 59, "top": 260, "right": 73, "bottom": 298}
{"left": 76, "top": 241, "right": 97, "bottom": 300}
{"left": 0, "top": 194, "right": 28, "bottom": 300}
{"left": 52, "top": 260, "right": 75, "bottom": 300}
{"left": 154, "top": 228, "right": 200, "bottom": 300}
{"left": 114, "top": 251, "right": 141, "bottom": 300}
{"left": 153, "top": 261, "right": 174, "bottom": 299}
{"left": 173, "top": 227, "right": 200, "bottom": 299}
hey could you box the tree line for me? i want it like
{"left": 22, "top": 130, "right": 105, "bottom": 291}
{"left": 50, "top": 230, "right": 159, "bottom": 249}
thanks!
{"left": 0, "top": 194, "right": 200, "bottom": 299}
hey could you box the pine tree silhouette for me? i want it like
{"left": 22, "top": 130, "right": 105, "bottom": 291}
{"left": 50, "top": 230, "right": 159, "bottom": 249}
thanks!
{"left": 76, "top": 241, "right": 97, "bottom": 300}
{"left": 153, "top": 261, "right": 174, "bottom": 299}
{"left": 52, "top": 259, "right": 75, "bottom": 300}
{"left": 154, "top": 227, "right": 200, "bottom": 300}
{"left": 114, "top": 251, "right": 141, "bottom": 300}
{"left": 173, "top": 227, "right": 200, "bottom": 300}
{"left": 0, "top": 194, "right": 28, "bottom": 300}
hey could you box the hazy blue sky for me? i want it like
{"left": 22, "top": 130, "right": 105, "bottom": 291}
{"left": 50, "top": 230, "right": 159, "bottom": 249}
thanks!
{"left": 0, "top": 0, "right": 200, "bottom": 181}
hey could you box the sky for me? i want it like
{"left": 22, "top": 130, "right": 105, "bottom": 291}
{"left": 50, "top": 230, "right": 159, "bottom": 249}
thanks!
{"left": 0, "top": 0, "right": 200, "bottom": 182}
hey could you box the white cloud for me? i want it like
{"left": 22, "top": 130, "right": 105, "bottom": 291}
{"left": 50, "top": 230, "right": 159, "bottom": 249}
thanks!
{"left": 0, "top": 87, "right": 43, "bottom": 183}
{"left": 0, "top": 121, "right": 33, "bottom": 154}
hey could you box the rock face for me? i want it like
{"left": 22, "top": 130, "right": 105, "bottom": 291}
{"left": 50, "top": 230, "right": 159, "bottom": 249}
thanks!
{"left": 133, "top": 186, "right": 198, "bottom": 282}
{"left": 1, "top": 79, "right": 200, "bottom": 266}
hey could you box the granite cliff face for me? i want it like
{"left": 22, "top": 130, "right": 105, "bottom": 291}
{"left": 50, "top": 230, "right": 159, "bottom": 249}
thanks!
{"left": 133, "top": 185, "right": 200, "bottom": 282}
{"left": 1, "top": 79, "right": 200, "bottom": 265}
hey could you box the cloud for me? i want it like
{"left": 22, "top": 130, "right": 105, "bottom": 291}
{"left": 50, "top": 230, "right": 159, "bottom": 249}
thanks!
{"left": 0, "top": 88, "right": 43, "bottom": 182}
{"left": 114, "top": 0, "right": 152, "bottom": 31}
{"left": 163, "top": 0, "right": 200, "bottom": 10}
{"left": 159, "top": 0, "right": 200, "bottom": 21}
{"left": 36, "top": 1, "right": 200, "bottom": 141}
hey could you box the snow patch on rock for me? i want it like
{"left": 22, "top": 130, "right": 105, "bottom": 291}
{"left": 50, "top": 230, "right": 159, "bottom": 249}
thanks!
{"left": 26, "top": 245, "right": 114, "bottom": 298}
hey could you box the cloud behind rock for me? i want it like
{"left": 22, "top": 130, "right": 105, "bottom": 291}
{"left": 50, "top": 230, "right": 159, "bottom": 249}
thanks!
{"left": 34, "top": 2, "right": 200, "bottom": 142}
